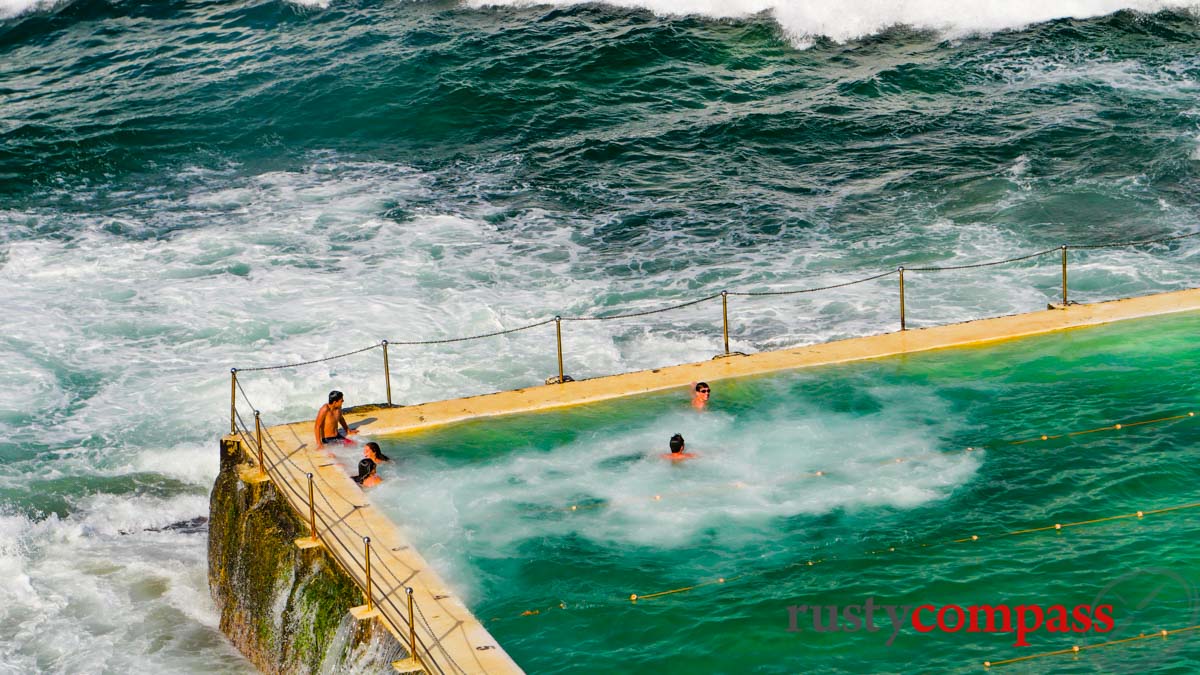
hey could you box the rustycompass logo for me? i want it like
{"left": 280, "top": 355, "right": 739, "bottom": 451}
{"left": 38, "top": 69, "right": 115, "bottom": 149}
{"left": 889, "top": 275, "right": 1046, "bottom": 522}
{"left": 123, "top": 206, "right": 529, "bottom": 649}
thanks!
{"left": 786, "top": 597, "right": 1115, "bottom": 647}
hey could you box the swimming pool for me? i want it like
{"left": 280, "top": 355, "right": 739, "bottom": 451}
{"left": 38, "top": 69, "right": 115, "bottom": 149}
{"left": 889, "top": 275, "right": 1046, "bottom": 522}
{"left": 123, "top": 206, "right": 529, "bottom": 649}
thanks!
{"left": 369, "top": 311, "right": 1200, "bottom": 674}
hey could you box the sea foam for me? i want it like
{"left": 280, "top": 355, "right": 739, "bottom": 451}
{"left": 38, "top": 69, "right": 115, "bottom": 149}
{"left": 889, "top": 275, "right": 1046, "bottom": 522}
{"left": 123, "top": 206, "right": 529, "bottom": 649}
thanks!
{"left": 467, "top": 0, "right": 1200, "bottom": 44}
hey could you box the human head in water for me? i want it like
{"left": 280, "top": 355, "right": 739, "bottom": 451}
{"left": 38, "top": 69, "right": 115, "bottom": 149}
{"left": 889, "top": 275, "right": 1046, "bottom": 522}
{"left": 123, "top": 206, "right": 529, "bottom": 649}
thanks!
{"left": 364, "top": 441, "right": 391, "bottom": 462}
{"left": 669, "top": 433, "right": 685, "bottom": 454}
{"left": 352, "top": 458, "right": 376, "bottom": 485}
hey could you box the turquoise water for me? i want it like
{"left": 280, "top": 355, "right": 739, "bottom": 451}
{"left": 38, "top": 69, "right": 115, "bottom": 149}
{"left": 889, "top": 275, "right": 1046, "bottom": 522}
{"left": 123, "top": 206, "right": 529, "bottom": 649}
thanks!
{"left": 373, "top": 312, "right": 1200, "bottom": 673}
{"left": 5, "top": 0, "right": 1200, "bottom": 671}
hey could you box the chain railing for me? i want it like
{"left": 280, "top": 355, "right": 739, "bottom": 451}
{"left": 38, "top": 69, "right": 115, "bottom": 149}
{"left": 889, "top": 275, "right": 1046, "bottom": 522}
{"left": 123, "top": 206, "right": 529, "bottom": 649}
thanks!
{"left": 228, "top": 230, "right": 1200, "bottom": 424}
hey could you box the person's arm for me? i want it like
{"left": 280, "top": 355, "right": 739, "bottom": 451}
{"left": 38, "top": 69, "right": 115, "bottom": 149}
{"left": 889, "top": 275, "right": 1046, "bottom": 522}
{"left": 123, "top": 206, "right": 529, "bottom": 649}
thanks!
{"left": 314, "top": 407, "right": 326, "bottom": 447}
{"left": 339, "top": 411, "right": 359, "bottom": 435}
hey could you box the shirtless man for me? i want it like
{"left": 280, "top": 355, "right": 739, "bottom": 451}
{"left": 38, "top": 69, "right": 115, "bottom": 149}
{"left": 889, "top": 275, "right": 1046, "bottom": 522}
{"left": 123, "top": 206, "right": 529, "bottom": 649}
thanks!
{"left": 315, "top": 390, "right": 358, "bottom": 449}
{"left": 691, "top": 382, "right": 710, "bottom": 410}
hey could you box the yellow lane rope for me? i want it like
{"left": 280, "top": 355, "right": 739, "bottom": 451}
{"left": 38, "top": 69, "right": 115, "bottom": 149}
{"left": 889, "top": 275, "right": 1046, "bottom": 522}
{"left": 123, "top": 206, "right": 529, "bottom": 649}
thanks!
{"left": 631, "top": 500, "right": 1200, "bottom": 603}
{"left": 983, "top": 624, "right": 1200, "bottom": 668}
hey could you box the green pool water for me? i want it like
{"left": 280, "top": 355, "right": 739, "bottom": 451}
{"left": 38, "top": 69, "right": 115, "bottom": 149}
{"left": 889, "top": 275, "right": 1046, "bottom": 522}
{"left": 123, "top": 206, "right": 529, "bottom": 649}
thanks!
{"left": 372, "top": 312, "right": 1200, "bottom": 674}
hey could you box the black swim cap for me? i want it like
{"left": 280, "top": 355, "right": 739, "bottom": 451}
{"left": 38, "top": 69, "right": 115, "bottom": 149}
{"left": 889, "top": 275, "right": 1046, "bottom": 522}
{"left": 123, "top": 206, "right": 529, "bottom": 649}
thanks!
{"left": 669, "top": 433, "right": 685, "bottom": 453}
{"left": 329, "top": 390, "right": 344, "bottom": 404}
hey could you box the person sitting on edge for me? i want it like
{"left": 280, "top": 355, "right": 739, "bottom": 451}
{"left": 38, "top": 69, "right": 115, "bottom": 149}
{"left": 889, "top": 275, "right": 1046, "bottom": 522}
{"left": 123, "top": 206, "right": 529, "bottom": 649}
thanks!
{"left": 315, "top": 390, "right": 358, "bottom": 449}
{"left": 364, "top": 441, "right": 391, "bottom": 463}
{"left": 352, "top": 458, "right": 381, "bottom": 487}
{"left": 661, "top": 433, "right": 696, "bottom": 461}
{"left": 691, "top": 382, "right": 711, "bottom": 410}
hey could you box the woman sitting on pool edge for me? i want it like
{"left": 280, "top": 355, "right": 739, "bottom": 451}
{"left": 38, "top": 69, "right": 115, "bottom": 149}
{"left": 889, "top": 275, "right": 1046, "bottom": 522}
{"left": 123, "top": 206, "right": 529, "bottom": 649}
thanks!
{"left": 662, "top": 433, "right": 696, "bottom": 461}
{"left": 352, "top": 458, "right": 381, "bottom": 487}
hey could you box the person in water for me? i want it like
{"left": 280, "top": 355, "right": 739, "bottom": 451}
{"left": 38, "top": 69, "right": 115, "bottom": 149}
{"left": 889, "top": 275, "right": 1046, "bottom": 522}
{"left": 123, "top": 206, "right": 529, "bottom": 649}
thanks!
{"left": 662, "top": 433, "right": 696, "bottom": 461}
{"left": 691, "top": 382, "right": 710, "bottom": 410}
{"left": 352, "top": 457, "right": 381, "bottom": 487}
{"left": 315, "top": 390, "right": 358, "bottom": 449}
{"left": 364, "top": 441, "right": 391, "bottom": 463}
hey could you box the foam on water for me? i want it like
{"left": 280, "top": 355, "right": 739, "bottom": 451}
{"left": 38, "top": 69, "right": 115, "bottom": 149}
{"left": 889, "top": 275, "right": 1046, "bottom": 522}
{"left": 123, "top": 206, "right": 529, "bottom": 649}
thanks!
{"left": 0, "top": 495, "right": 247, "bottom": 674}
{"left": 368, "top": 381, "right": 983, "bottom": 602}
{"left": 468, "top": 0, "right": 1200, "bottom": 44}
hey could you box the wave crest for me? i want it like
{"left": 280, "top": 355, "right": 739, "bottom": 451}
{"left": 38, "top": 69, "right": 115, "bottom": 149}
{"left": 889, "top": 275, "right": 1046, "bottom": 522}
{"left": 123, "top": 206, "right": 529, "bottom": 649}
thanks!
{"left": 467, "top": 0, "right": 1200, "bottom": 43}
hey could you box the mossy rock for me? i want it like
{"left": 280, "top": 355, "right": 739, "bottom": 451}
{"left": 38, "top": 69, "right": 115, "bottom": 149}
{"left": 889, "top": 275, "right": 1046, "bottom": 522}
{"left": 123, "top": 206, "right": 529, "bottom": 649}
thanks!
{"left": 208, "top": 439, "right": 404, "bottom": 673}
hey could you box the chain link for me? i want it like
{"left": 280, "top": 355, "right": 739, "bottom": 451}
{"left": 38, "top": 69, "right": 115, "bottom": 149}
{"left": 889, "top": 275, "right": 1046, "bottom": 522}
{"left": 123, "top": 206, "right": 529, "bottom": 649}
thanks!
{"left": 562, "top": 293, "right": 722, "bottom": 321}
{"left": 385, "top": 318, "right": 557, "bottom": 345}
{"left": 902, "top": 246, "right": 1056, "bottom": 269}
{"left": 236, "top": 342, "right": 383, "bottom": 372}
{"left": 1068, "top": 229, "right": 1200, "bottom": 250}
{"left": 727, "top": 269, "right": 898, "bottom": 297}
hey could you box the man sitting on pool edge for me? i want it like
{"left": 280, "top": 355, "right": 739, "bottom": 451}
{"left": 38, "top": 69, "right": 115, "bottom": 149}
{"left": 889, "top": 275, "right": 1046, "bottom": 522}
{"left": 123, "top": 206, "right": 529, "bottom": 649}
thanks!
{"left": 314, "top": 389, "right": 359, "bottom": 450}
{"left": 662, "top": 433, "right": 696, "bottom": 461}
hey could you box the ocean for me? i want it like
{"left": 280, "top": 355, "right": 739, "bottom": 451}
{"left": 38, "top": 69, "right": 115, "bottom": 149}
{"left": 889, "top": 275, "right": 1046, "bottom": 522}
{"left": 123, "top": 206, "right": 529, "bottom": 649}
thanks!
{"left": 3, "top": 0, "right": 1200, "bottom": 672}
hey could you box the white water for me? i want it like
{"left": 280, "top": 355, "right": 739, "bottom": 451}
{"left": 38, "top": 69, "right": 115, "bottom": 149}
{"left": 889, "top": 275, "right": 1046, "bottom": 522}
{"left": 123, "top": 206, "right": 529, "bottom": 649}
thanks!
{"left": 367, "top": 381, "right": 984, "bottom": 603}
{"left": 468, "top": 0, "right": 1200, "bottom": 44}
{"left": 4, "top": 0, "right": 1198, "bottom": 36}
{"left": 2, "top": 132, "right": 1199, "bottom": 669}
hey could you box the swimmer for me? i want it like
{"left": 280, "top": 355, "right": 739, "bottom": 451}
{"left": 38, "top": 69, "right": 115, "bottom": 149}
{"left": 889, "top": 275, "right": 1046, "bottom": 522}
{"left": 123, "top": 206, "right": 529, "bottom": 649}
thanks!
{"left": 364, "top": 441, "right": 391, "bottom": 463}
{"left": 352, "top": 458, "right": 381, "bottom": 487}
{"left": 691, "top": 382, "right": 710, "bottom": 410}
{"left": 661, "top": 433, "right": 696, "bottom": 461}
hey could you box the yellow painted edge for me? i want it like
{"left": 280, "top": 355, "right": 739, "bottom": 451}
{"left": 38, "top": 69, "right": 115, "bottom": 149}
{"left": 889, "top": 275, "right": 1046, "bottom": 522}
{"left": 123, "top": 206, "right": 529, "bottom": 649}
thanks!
{"left": 280, "top": 287, "right": 1200, "bottom": 439}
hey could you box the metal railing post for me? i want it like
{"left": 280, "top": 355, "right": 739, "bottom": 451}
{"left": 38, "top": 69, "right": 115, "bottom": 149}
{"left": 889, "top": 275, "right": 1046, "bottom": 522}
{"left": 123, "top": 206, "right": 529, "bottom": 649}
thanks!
{"left": 555, "top": 316, "right": 565, "bottom": 384}
{"left": 254, "top": 410, "right": 264, "bottom": 477}
{"left": 307, "top": 473, "right": 317, "bottom": 539}
{"left": 721, "top": 291, "right": 730, "bottom": 356}
{"left": 406, "top": 587, "right": 418, "bottom": 665}
{"left": 381, "top": 340, "right": 392, "bottom": 406}
{"left": 898, "top": 266, "right": 906, "bottom": 331}
{"left": 229, "top": 368, "right": 238, "bottom": 434}
{"left": 1061, "top": 245, "right": 1068, "bottom": 307}
{"left": 363, "top": 536, "right": 373, "bottom": 612}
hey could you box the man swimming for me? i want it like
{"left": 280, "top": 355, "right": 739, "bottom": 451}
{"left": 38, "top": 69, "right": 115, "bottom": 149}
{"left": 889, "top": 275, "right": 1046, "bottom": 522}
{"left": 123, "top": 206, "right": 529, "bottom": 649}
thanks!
{"left": 691, "top": 382, "right": 710, "bottom": 410}
{"left": 364, "top": 441, "right": 391, "bottom": 463}
{"left": 661, "top": 433, "right": 696, "bottom": 461}
{"left": 314, "top": 390, "right": 358, "bottom": 449}
{"left": 352, "top": 458, "right": 381, "bottom": 487}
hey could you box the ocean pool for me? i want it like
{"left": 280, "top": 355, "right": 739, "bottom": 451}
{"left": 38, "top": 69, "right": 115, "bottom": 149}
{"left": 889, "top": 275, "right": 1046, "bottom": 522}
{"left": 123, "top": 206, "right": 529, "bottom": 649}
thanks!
{"left": 368, "top": 312, "right": 1200, "bottom": 674}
